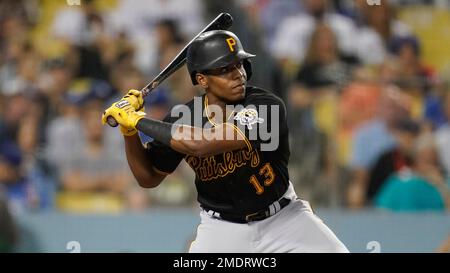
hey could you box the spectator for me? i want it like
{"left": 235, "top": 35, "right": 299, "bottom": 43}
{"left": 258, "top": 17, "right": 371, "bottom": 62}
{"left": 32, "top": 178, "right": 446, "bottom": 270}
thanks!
{"left": 0, "top": 38, "right": 41, "bottom": 98}
{"left": 234, "top": 0, "right": 301, "bottom": 53}
{"left": 366, "top": 118, "right": 420, "bottom": 203}
{"left": 0, "top": 93, "right": 32, "bottom": 143}
{"left": 44, "top": 94, "right": 84, "bottom": 172}
{"left": 51, "top": 0, "right": 110, "bottom": 47}
{"left": 109, "top": 66, "right": 145, "bottom": 98}
{"left": 0, "top": 1, "right": 38, "bottom": 26}
{"left": 435, "top": 89, "right": 450, "bottom": 177}
{"left": 154, "top": 18, "right": 200, "bottom": 104}
{"left": 51, "top": 0, "right": 119, "bottom": 81}
{"left": 389, "top": 36, "right": 436, "bottom": 95}
{"left": 374, "top": 169, "right": 447, "bottom": 212}
{"left": 350, "top": 0, "right": 413, "bottom": 65}
{"left": 293, "top": 22, "right": 359, "bottom": 91}
{"left": 0, "top": 197, "right": 18, "bottom": 252}
{"left": 0, "top": 140, "right": 30, "bottom": 214}
{"left": 423, "top": 80, "right": 447, "bottom": 130}
{"left": 17, "top": 99, "right": 56, "bottom": 210}
{"left": 272, "top": 0, "right": 357, "bottom": 74}
{"left": 347, "top": 85, "right": 412, "bottom": 208}
{"left": 38, "top": 58, "right": 76, "bottom": 123}
{"left": 55, "top": 99, "right": 135, "bottom": 213}
{"left": 108, "top": 0, "right": 204, "bottom": 73}
{"left": 356, "top": 0, "right": 412, "bottom": 45}
{"left": 287, "top": 22, "right": 361, "bottom": 131}
{"left": 286, "top": 20, "right": 362, "bottom": 206}
{"left": 325, "top": 58, "right": 404, "bottom": 166}
{"left": 374, "top": 133, "right": 450, "bottom": 212}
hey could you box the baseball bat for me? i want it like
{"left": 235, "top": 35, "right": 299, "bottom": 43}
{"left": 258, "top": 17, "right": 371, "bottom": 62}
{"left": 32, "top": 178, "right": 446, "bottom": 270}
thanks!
{"left": 106, "top": 12, "right": 234, "bottom": 127}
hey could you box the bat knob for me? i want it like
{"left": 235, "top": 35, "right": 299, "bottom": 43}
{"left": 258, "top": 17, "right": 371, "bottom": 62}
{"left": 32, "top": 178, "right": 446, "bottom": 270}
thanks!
{"left": 106, "top": 116, "right": 119, "bottom": 127}
{"left": 222, "top": 13, "right": 233, "bottom": 28}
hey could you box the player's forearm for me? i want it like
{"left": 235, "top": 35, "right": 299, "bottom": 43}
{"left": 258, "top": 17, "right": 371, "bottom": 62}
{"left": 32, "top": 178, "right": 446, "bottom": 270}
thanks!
{"left": 170, "top": 124, "right": 247, "bottom": 157}
{"left": 124, "top": 134, "right": 165, "bottom": 188}
{"left": 136, "top": 118, "right": 247, "bottom": 156}
{"left": 135, "top": 118, "right": 203, "bottom": 155}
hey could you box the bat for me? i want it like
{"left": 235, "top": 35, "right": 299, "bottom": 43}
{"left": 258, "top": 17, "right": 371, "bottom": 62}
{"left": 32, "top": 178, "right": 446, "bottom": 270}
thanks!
{"left": 106, "top": 12, "right": 234, "bottom": 127}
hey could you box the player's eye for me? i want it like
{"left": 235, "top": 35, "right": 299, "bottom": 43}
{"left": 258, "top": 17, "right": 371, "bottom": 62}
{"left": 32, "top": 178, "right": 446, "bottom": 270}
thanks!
{"left": 219, "top": 66, "right": 229, "bottom": 74}
{"left": 203, "top": 61, "right": 244, "bottom": 75}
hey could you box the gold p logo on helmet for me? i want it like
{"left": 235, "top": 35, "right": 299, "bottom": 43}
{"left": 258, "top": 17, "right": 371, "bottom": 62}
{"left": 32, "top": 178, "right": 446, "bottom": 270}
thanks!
{"left": 226, "top": 37, "right": 236, "bottom": 52}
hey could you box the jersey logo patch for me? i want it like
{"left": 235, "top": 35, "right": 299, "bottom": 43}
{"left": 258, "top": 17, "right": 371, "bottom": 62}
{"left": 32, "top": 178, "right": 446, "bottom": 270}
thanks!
{"left": 234, "top": 108, "right": 264, "bottom": 129}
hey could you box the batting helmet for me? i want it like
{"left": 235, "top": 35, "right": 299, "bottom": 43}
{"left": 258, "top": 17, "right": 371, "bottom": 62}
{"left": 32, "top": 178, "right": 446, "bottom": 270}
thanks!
{"left": 186, "top": 30, "right": 255, "bottom": 85}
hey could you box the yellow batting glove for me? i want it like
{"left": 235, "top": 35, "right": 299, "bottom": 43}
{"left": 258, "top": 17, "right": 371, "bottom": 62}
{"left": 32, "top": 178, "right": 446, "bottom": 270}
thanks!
{"left": 120, "top": 125, "right": 137, "bottom": 136}
{"left": 102, "top": 100, "right": 146, "bottom": 135}
{"left": 118, "top": 108, "right": 147, "bottom": 136}
{"left": 122, "top": 89, "right": 144, "bottom": 111}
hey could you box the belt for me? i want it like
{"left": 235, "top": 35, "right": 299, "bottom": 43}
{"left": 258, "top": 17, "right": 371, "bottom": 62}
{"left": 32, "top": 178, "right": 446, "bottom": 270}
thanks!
{"left": 203, "top": 197, "right": 291, "bottom": 224}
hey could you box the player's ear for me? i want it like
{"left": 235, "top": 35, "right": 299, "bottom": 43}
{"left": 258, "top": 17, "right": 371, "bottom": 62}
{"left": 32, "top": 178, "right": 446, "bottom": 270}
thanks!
{"left": 196, "top": 73, "right": 208, "bottom": 89}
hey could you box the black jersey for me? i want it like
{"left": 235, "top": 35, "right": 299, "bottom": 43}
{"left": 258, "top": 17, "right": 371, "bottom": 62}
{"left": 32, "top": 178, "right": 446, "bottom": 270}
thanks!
{"left": 145, "top": 86, "right": 290, "bottom": 215}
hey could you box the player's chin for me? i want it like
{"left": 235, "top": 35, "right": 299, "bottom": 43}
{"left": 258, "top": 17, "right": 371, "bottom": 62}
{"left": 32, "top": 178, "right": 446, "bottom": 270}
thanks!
{"left": 230, "top": 84, "right": 246, "bottom": 100}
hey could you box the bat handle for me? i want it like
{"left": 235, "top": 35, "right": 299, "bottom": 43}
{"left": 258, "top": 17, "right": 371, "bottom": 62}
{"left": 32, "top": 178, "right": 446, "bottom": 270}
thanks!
{"left": 106, "top": 83, "right": 155, "bottom": 127}
{"left": 106, "top": 116, "right": 119, "bottom": 127}
{"left": 141, "top": 81, "right": 159, "bottom": 97}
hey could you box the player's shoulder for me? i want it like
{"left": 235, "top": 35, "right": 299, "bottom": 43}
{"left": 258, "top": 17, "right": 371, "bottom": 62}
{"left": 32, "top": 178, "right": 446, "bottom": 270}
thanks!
{"left": 244, "top": 85, "right": 286, "bottom": 107}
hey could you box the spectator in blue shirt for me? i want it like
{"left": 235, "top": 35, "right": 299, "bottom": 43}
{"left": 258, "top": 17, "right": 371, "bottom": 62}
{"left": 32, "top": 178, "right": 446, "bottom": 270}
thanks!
{"left": 375, "top": 133, "right": 450, "bottom": 212}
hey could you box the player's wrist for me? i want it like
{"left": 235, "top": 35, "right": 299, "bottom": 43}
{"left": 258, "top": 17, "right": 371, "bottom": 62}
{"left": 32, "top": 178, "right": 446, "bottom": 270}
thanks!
{"left": 131, "top": 111, "right": 146, "bottom": 128}
{"left": 120, "top": 125, "right": 138, "bottom": 136}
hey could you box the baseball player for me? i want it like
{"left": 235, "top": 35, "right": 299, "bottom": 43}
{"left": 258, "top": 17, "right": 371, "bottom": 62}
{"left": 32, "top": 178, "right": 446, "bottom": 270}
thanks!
{"left": 102, "top": 30, "right": 348, "bottom": 253}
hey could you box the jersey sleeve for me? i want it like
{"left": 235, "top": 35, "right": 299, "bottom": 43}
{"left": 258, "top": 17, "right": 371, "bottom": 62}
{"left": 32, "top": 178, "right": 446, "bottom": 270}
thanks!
{"left": 230, "top": 92, "right": 288, "bottom": 152}
{"left": 144, "top": 113, "right": 185, "bottom": 174}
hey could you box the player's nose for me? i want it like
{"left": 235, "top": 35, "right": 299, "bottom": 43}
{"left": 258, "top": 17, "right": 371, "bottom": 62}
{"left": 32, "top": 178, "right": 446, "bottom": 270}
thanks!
{"left": 231, "top": 64, "right": 245, "bottom": 80}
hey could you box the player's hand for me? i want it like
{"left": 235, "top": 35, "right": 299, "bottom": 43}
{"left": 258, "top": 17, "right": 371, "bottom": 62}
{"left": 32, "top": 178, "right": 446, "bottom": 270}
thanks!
{"left": 102, "top": 100, "right": 146, "bottom": 135}
{"left": 119, "top": 124, "right": 140, "bottom": 136}
{"left": 121, "top": 89, "right": 145, "bottom": 111}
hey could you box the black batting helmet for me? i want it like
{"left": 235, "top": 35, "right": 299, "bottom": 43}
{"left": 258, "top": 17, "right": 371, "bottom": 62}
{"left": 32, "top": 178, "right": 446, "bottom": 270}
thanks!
{"left": 186, "top": 30, "right": 255, "bottom": 85}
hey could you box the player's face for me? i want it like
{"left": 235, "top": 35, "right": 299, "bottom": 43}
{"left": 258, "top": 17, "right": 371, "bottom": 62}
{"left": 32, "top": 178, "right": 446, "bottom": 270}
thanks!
{"left": 200, "top": 60, "right": 247, "bottom": 102}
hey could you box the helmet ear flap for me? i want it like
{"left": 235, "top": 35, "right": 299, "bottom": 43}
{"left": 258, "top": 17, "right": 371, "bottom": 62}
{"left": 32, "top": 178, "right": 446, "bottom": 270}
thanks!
{"left": 243, "top": 59, "right": 252, "bottom": 81}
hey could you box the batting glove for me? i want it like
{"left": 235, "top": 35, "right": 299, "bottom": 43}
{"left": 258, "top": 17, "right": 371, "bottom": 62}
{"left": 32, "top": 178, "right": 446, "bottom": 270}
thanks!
{"left": 102, "top": 100, "right": 146, "bottom": 136}
{"left": 121, "top": 89, "right": 145, "bottom": 111}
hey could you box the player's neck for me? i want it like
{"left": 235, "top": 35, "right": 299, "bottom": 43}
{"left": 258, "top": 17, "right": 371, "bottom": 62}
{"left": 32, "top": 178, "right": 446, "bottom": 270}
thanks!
{"left": 205, "top": 93, "right": 226, "bottom": 111}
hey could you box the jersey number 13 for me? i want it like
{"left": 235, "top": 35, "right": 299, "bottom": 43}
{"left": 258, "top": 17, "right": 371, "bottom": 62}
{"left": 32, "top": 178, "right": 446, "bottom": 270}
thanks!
{"left": 249, "top": 163, "right": 275, "bottom": 195}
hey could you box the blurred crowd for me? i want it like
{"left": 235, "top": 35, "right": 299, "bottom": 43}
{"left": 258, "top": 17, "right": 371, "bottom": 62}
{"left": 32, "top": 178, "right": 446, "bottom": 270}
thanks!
{"left": 0, "top": 0, "right": 450, "bottom": 218}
